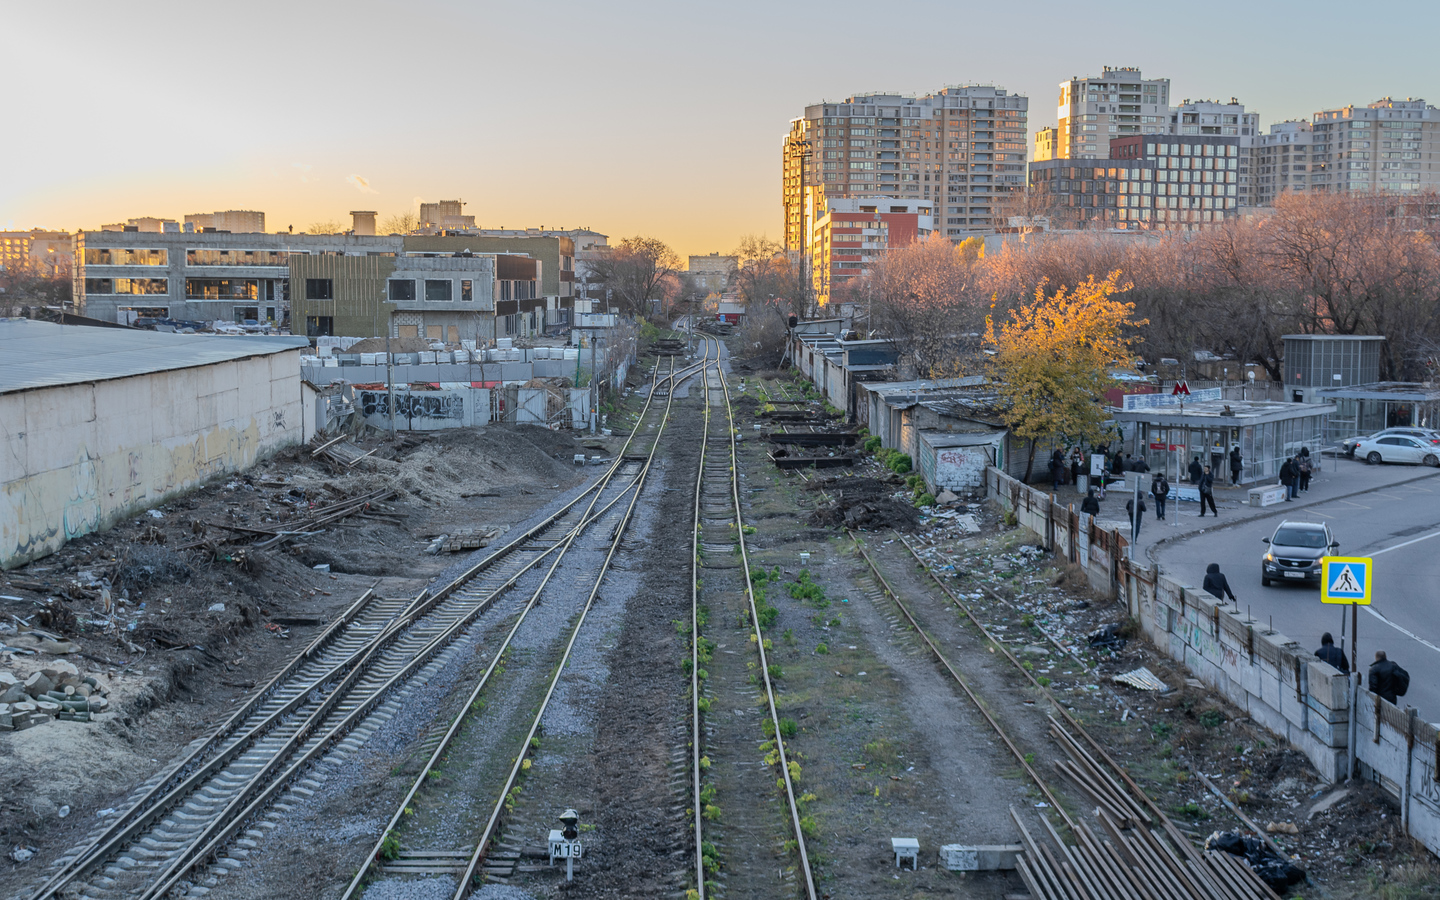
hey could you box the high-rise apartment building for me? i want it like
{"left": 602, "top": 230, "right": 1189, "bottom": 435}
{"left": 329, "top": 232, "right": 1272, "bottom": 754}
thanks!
{"left": 782, "top": 84, "right": 1028, "bottom": 252}
{"left": 419, "top": 200, "right": 474, "bottom": 231}
{"left": 1251, "top": 121, "right": 1315, "bottom": 206}
{"left": 1308, "top": 98, "right": 1439, "bottom": 195}
{"left": 1050, "top": 68, "right": 1170, "bottom": 160}
{"left": 0, "top": 229, "right": 70, "bottom": 275}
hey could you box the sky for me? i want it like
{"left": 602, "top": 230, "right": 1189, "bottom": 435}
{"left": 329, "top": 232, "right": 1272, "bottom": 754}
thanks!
{"left": 2, "top": 0, "right": 1437, "bottom": 258}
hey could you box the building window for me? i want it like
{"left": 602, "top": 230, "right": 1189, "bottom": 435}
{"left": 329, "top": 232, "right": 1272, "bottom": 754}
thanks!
{"left": 233, "top": 306, "right": 260, "bottom": 323}
{"left": 389, "top": 279, "right": 415, "bottom": 302}
{"left": 306, "top": 278, "right": 333, "bottom": 300}
{"left": 461, "top": 280, "right": 473, "bottom": 303}
{"left": 425, "top": 279, "right": 452, "bottom": 302}
{"left": 186, "top": 249, "right": 290, "bottom": 266}
{"left": 187, "top": 278, "right": 258, "bottom": 300}
{"left": 83, "top": 248, "right": 167, "bottom": 266}
{"left": 306, "top": 316, "right": 334, "bottom": 337}
{"left": 85, "top": 278, "right": 113, "bottom": 294}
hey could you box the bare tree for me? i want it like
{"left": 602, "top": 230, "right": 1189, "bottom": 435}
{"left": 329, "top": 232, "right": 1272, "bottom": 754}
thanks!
{"left": 304, "top": 221, "right": 343, "bottom": 235}
{"left": 379, "top": 211, "right": 418, "bottom": 234}
{"left": 732, "top": 235, "right": 804, "bottom": 315}
{"left": 586, "top": 236, "right": 681, "bottom": 319}
{"left": 865, "top": 233, "right": 987, "bottom": 377}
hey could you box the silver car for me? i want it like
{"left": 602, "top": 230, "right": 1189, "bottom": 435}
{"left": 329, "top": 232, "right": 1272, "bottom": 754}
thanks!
{"left": 1341, "top": 427, "right": 1440, "bottom": 457}
{"left": 1261, "top": 521, "right": 1338, "bottom": 587}
{"left": 1354, "top": 434, "right": 1440, "bottom": 467}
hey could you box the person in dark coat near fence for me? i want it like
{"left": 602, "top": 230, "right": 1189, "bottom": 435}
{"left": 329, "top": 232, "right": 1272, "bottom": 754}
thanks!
{"left": 1202, "top": 563, "right": 1236, "bottom": 603}
{"left": 1369, "top": 651, "right": 1409, "bottom": 705}
{"left": 1188, "top": 456, "right": 1203, "bottom": 484}
{"left": 1080, "top": 487, "right": 1101, "bottom": 516}
{"left": 1050, "top": 449, "right": 1065, "bottom": 491}
{"left": 1315, "top": 633, "right": 1349, "bottom": 674}
{"left": 1229, "top": 446, "right": 1243, "bottom": 485}
{"left": 1125, "top": 495, "right": 1147, "bottom": 535}
{"left": 1112, "top": 450, "right": 1126, "bottom": 475}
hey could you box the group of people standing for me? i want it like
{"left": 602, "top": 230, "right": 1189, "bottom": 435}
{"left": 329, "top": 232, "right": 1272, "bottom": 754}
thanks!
{"left": 1278, "top": 448, "right": 1315, "bottom": 501}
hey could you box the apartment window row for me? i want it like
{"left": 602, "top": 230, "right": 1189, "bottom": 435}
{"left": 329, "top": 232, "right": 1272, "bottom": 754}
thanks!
{"left": 387, "top": 279, "right": 475, "bottom": 303}
{"left": 187, "top": 249, "right": 293, "bottom": 266}
{"left": 84, "top": 277, "right": 168, "bottom": 295}
{"left": 82, "top": 248, "right": 167, "bottom": 266}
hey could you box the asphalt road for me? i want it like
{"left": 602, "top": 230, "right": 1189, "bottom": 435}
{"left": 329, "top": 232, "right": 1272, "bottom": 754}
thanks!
{"left": 1154, "top": 472, "right": 1440, "bottom": 722}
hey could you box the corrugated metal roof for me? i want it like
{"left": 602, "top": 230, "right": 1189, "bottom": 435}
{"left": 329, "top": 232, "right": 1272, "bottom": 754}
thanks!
{"left": 0, "top": 319, "right": 308, "bottom": 395}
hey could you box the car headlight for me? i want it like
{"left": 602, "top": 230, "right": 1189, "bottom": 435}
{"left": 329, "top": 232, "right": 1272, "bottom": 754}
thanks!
{"left": 1264, "top": 553, "right": 1274, "bottom": 562}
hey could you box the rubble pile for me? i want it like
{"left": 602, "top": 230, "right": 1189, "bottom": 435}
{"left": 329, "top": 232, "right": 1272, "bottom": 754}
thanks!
{"left": 806, "top": 476, "right": 921, "bottom": 532}
{"left": 0, "top": 660, "right": 110, "bottom": 731}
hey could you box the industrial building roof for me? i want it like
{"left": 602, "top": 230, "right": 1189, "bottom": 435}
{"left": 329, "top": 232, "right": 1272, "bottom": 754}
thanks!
{"left": 0, "top": 319, "right": 308, "bottom": 395}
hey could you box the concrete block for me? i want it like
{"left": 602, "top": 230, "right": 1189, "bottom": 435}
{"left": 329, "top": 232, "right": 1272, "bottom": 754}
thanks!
{"left": 1307, "top": 662, "right": 1349, "bottom": 711}
{"left": 940, "top": 844, "right": 1021, "bottom": 871}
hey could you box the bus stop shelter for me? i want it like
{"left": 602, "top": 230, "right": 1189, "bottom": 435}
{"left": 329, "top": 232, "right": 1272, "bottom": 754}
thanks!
{"left": 1112, "top": 399, "right": 1334, "bottom": 485}
{"left": 1314, "top": 382, "right": 1440, "bottom": 442}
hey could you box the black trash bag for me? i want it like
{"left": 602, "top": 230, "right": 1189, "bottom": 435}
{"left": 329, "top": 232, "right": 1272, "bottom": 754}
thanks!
{"left": 1205, "top": 831, "right": 1306, "bottom": 890}
{"left": 1087, "top": 622, "right": 1127, "bottom": 652}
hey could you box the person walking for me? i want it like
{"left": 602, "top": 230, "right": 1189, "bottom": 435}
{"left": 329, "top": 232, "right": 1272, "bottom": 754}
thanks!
{"left": 1298, "top": 447, "right": 1313, "bottom": 492}
{"left": 1368, "top": 651, "right": 1410, "bottom": 705}
{"left": 1198, "top": 466, "right": 1218, "bottom": 517}
{"left": 1129, "top": 454, "right": 1150, "bottom": 473}
{"left": 1229, "top": 446, "right": 1243, "bottom": 485}
{"left": 1188, "top": 455, "right": 1203, "bottom": 484}
{"left": 1202, "top": 563, "right": 1236, "bottom": 603}
{"left": 1315, "top": 633, "right": 1349, "bottom": 674}
{"left": 1111, "top": 449, "right": 1126, "bottom": 476}
{"left": 1080, "top": 487, "right": 1101, "bottom": 516}
{"left": 1049, "top": 449, "right": 1065, "bottom": 492}
{"left": 1126, "top": 494, "right": 1147, "bottom": 536}
{"left": 1070, "top": 446, "right": 1083, "bottom": 488}
{"left": 1279, "top": 457, "right": 1297, "bottom": 501}
{"left": 1151, "top": 473, "right": 1170, "bottom": 520}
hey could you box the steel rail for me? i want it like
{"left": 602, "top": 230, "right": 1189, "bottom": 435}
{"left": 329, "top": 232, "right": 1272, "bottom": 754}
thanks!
{"left": 43, "top": 348, "right": 709, "bottom": 900}
{"left": 720, "top": 359, "right": 819, "bottom": 900}
{"left": 447, "top": 348, "right": 707, "bottom": 899}
{"left": 687, "top": 335, "right": 715, "bottom": 900}
{"left": 142, "top": 351, "right": 706, "bottom": 900}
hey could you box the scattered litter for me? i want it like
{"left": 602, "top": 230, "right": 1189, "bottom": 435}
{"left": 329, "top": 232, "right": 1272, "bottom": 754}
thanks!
{"left": 11, "top": 846, "right": 35, "bottom": 863}
{"left": 1265, "top": 821, "right": 1299, "bottom": 835}
{"left": 1205, "top": 831, "right": 1305, "bottom": 891}
{"left": 1087, "top": 623, "right": 1127, "bottom": 653}
{"left": 146, "top": 510, "right": 164, "bottom": 519}
{"left": 312, "top": 563, "right": 331, "bottom": 573}
{"left": 58, "top": 805, "right": 70, "bottom": 818}
{"left": 208, "top": 603, "right": 226, "bottom": 612}
{"left": 97, "top": 808, "right": 117, "bottom": 818}
{"left": 1112, "top": 667, "right": 1168, "bottom": 692}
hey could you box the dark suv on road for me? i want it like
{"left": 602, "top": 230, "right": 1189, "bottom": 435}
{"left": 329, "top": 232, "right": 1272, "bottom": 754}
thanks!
{"left": 1261, "top": 521, "right": 1338, "bottom": 586}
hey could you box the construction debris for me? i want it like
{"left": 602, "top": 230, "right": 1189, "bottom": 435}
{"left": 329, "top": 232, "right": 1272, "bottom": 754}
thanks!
{"left": 1111, "top": 666, "right": 1168, "bottom": 692}
{"left": 0, "top": 661, "right": 110, "bottom": 731}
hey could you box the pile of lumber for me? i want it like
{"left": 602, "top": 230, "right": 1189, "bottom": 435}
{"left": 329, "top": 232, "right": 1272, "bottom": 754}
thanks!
{"left": 0, "top": 661, "right": 110, "bottom": 730}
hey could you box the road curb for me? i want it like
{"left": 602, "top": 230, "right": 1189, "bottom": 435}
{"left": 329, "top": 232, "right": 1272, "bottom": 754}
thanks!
{"left": 1144, "top": 466, "right": 1440, "bottom": 568}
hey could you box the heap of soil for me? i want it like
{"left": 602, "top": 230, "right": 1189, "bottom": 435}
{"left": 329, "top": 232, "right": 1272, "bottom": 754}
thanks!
{"left": 807, "top": 475, "right": 920, "bottom": 532}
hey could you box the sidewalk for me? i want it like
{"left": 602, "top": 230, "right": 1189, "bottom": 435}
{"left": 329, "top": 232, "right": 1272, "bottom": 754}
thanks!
{"left": 1055, "top": 459, "right": 1440, "bottom": 563}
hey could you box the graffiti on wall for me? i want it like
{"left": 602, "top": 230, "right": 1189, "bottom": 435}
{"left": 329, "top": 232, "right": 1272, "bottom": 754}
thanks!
{"left": 935, "top": 447, "right": 989, "bottom": 489}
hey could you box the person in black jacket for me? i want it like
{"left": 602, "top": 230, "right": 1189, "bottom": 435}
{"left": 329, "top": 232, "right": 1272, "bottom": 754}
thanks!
{"left": 1197, "top": 466, "right": 1218, "bottom": 517}
{"left": 1202, "top": 563, "right": 1236, "bottom": 603}
{"left": 1279, "top": 457, "right": 1297, "bottom": 501}
{"left": 1188, "top": 456, "right": 1203, "bottom": 483}
{"left": 1125, "top": 495, "right": 1146, "bottom": 536}
{"left": 1151, "top": 473, "right": 1170, "bottom": 520}
{"left": 1315, "top": 632, "right": 1348, "bottom": 674}
{"left": 1049, "top": 449, "right": 1065, "bottom": 491}
{"left": 1080, "top": 487, "right": 1101, "bottom": 516}
{"left": 1229, "top": 446, "right": 1243, "bottom": 485}
{"left": 1369, "top": 650, "right": 1407, "bottom": 705}
{"left": 1111, "top": 450, "right": 1125, "bottom": 475}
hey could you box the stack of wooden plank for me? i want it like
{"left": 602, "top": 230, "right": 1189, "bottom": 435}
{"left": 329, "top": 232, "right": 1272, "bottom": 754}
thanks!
{"left": 1009, "top": 719, "right": 1283, "bottom": 900}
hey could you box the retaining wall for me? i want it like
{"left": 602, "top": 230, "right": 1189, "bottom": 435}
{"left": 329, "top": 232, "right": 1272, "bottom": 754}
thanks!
{"left": 987, "top": 465, "right": 1440, "bottom": 855}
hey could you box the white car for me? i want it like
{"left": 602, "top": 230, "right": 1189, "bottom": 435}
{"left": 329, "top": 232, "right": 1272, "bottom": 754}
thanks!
{"left": 1354, "top": 434, "right": 1440, "bottom": 467}
{"left": 1341, "top": 427, "right": 1440, "bottom": 457}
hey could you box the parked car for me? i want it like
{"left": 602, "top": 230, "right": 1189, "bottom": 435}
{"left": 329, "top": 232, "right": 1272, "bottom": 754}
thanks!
{"left": 1354, "top": 434, "right": 1440, "bottom": 467}
{"left": 1340, "top": 428, "right": 1440, "bottom": 457}
{"left": 1261, "top": 521, "right": 1338, "bottom": 587}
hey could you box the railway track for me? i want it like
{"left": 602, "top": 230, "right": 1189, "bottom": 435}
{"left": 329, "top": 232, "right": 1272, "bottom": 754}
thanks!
{"left": 849, "top": 534, "right": 1283, "bottom": 900}
{"left": 334, "top": 340, "right": 719, "bottom": 899}
{"left": 28, "top": 349, "right": 713, "bottom": 900}
{"left": 688, "top": 355, "right": 817, "bottom": 900}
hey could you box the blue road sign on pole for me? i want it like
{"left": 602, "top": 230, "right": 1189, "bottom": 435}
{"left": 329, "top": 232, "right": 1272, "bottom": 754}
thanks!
{"left": 1321, "top": 556, "right": 1371, "bottom": 605}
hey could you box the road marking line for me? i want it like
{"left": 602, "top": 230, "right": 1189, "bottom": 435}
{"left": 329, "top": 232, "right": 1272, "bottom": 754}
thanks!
{"left": 1335, "top": 500, "right": 1371, "bottom": 509}
{"left": 1307, "top": 510, "right": 1334, "bottom": 518}
{"left": 1372, "top": 529, "right": 1440, "bottom": 556}
{"left": 1363, "top": 605, "right": 1440, "bottom": 658}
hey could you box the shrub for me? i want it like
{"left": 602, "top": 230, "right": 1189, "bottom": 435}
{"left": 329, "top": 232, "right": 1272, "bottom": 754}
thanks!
{"left": 863, "top": 436, "right": 882, "bottom": 453}
{"left": 916, "top": 493, "right": 936, "bottom": 507}
{"left": 778, "top": 717, "right": 799, "bottom": 738}
{"left": 888, "top": 454, "right": 913, "bottom": 474}
{"left": 815, "top": 643, "right": 829, "bottom": 655}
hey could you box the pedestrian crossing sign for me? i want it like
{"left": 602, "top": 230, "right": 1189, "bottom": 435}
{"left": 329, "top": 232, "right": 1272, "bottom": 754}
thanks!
{"left": 1321, "top": 556, "right": 1371, "bottom": 605}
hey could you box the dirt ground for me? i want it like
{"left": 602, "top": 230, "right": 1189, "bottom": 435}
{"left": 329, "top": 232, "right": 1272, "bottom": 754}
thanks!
{"left": 0, "top": 424, "right": 590, "bottom": 890}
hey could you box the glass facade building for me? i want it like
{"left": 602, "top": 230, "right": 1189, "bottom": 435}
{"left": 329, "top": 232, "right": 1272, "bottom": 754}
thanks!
{"left": 1114, "top": 400, "right": 1333, "bottom": 485}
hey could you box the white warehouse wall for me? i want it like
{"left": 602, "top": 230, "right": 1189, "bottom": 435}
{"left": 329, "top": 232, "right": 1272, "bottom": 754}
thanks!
{"left": 1, "top": 350, "right": 304, "bottom": 568}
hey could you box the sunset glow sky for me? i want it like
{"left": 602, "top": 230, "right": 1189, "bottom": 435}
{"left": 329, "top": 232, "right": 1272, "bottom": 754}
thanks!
{"left": 2, "top": 0, "right": 1436, "bottom": 257}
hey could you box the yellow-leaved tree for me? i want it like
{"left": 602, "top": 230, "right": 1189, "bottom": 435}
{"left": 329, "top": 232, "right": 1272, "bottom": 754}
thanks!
{"left": 986, "top": 271, "right": 1144, "bottom": 481}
